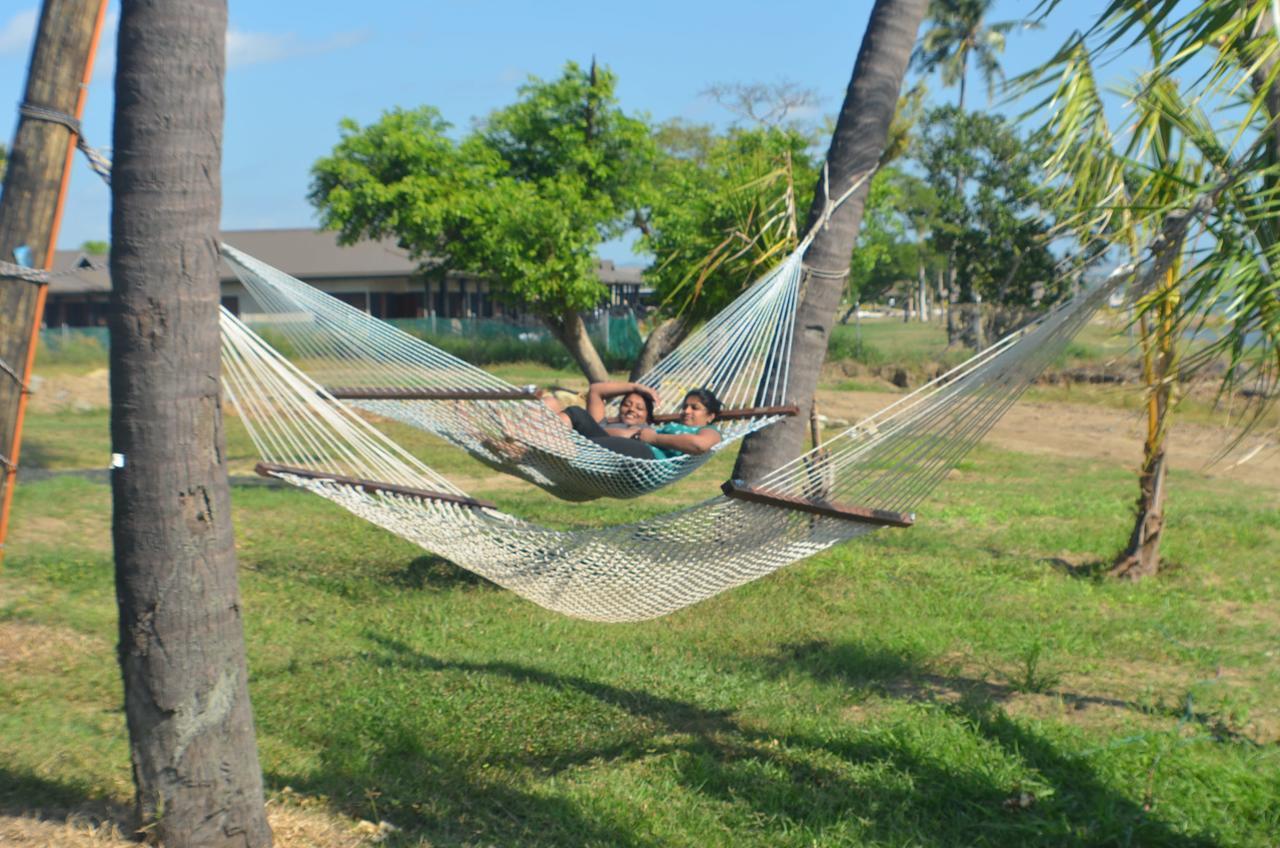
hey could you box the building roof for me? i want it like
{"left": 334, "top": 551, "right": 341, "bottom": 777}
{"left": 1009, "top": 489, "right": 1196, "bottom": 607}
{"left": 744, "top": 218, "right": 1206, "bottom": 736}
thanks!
{"left": 220, "top": 228, "right": 416, "bottom": 280}
{"left": 47, "top": 227, "right": 647, "bottom": 293}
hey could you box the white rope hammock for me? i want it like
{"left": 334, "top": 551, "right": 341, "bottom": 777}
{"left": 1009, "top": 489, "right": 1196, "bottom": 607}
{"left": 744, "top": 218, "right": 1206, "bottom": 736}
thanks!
{"left": 222, "top": 243, "right": 801, "bottom": 501}
{"left": 220, "top": 259, "right": 1134, "bottom": 622}
{"left": 220, "top": 169, "right": 878, "bottom": 502}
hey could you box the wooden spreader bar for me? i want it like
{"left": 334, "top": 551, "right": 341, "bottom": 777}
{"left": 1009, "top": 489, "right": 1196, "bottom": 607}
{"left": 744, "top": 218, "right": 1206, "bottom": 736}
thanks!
{"left": 255, "top": 462, "right": 497, "bottom": 510}
{"left": 646, "top": 405, "right": 800, "bottom": 424}
{"left": 720, "top": 480, "right": 915, "bottom": 527}
{"left": 326, "top": 386, "right": 541, "bottom": 402}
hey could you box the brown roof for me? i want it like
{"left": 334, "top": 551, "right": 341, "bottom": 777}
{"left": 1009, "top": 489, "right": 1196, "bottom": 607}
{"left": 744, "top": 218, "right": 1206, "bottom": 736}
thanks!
{"left": 48, "top": 228, "right": 646, "bottom": 293}
{"left": 219, "top": 228, "right": 416, "bottom": 279}
{"left": 48, "top": 251, "right": 111, "bottom": 295}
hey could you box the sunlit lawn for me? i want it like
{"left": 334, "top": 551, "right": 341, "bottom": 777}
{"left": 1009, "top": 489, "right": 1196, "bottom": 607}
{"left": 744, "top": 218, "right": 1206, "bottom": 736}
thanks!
{"left": 5, "top": 320, "right": 1277, "bottom": 846}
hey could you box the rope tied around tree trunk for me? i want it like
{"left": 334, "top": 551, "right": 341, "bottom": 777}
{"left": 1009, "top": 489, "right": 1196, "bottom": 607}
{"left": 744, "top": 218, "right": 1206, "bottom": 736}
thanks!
{"left": 800, "top": 264, "right": 851, "bottom": 280}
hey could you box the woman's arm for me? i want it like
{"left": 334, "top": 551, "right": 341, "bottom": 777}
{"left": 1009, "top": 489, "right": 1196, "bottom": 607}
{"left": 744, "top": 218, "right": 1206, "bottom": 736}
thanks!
{"left": 585, "top": 381, "right": 657, "bottom": 422}
{"left": 636, "top": 426, "right": 721, "bottom": 455}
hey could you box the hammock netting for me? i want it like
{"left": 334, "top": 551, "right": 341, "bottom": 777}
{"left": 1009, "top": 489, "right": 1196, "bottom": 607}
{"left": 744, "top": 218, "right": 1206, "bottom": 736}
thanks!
{"left": 222, "top": 244, "right": 802, "bottom": 501}
{"left": 220, "top": 255, "right": 1134, "bottom": 622}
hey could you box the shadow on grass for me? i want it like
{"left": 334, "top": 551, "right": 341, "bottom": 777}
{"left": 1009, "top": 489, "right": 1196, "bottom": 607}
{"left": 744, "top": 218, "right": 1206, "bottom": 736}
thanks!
{"left": 769, "top": 639, "right": 1228, "bottom": 846}
{"left": 390, "top": 554, "right": 496, "bottom": 591}
{"left": 0, "top": 766, "right": 132, "bottom": 834}
{"left": 268, "top": 633, "right": 1218, "bottom": 847}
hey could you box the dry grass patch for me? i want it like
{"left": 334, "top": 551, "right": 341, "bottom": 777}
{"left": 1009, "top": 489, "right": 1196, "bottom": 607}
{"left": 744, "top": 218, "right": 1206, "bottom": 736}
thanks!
{"left": 28, "top": 369, "right": 110, "bottom": 414}
{"left": 7, "top": 508, "right": 112, "bottom": 557}
{"left": 0, "top": 621, "right": 100, "bottom": 676}
{"left": 0, "top": 797, "right": 387, "bottom": 847}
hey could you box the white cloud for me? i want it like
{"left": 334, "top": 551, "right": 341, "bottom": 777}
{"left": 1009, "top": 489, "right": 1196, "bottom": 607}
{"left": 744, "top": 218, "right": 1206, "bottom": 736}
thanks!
{"left": 226, "top": 26, "right": 370, "bottom": 70}
{"left": 0, "top": 8, "right": 37, "bottom": 57}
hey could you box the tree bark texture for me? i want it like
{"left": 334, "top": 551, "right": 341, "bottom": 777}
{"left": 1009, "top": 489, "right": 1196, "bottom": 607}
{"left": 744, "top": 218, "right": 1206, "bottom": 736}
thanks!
{"left": 0, "top": 0, "right": 107, "bottom": 550}
{"left": 732, "top": 0, "right": 929, "bottom": 482}
{"left": 547, "top": 311, "right": 609, "bottom": 383}
{"left": 110, "top": 1, "right": 272, "bottom": 844}
{"left": 630, "top": 314, "right": 689, "bottom": 380}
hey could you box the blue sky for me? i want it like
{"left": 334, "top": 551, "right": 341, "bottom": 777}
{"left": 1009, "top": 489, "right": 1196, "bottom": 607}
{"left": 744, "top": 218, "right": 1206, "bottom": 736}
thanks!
{"left": 1, "top": 0, "right": 1119, "bottom": 261}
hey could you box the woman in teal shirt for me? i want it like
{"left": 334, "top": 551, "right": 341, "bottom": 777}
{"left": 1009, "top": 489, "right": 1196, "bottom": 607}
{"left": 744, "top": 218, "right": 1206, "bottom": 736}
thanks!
{"left": 633, "top": 388, "right": 722, "bottom": 458}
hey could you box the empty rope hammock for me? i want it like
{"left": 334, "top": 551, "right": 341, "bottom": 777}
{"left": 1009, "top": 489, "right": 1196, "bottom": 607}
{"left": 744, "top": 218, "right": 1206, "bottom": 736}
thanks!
{"left": 221, "top": 254, "right": 1139, "bottom": 622}
{"left": 220, "top": 168, "right": 875, "bottom": 502}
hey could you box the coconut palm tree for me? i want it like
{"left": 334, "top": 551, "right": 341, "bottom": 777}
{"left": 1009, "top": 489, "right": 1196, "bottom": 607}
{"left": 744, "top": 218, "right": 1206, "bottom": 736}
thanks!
{"left": 733, "top": 0, "right": 931, "bottom": 481}
{"left": 1020, "top": 1, "right": 1280, "bottom": 578}
{"left": 110, "top": 0, "right": 272, "bottom": 841}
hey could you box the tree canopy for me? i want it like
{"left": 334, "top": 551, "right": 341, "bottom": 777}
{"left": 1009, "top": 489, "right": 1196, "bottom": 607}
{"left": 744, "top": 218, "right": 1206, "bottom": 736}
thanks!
{"left": 913, "top": 105, "right": 1060, "bottom": 309}
{"left": 639, "top": 123, "right": 818, "bottom": 324}
{"left": 310, "top": 61, "right": 655, "bottom": 380}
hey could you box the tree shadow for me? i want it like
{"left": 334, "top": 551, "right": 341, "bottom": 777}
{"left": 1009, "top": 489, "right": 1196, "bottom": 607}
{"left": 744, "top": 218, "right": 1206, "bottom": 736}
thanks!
{"left": 267, "top": 632, "right": 1221, "bottom": 847}
{"left": 388, "top": 554, "right": 496, "bottom": 591}
{"left": 0, "top": 766, "right": 134, "bottom": 835}
{"left": 765, "top": 639, "right": 1231, "bottom": 845}
{"left": 1041, "top": 556, "right": 1113, "bottom": 580}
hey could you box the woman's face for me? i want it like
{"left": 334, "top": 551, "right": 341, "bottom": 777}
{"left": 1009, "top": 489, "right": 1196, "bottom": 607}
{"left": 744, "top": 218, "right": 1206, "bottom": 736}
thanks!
{"left": 680, "top": 394, "right": 715, "bottom": 427}
{"left": 618, "top": 392, "right": 650, "bottom": 426}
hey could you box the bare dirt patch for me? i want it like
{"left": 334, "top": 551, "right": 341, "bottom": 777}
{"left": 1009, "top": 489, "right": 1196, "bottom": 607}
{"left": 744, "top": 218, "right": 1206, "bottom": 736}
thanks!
{"left": 28, "top": 369, "right": 109, "bottom": 414}
{"left": 816, "top": 389, "right": 1280, "bottom": 492}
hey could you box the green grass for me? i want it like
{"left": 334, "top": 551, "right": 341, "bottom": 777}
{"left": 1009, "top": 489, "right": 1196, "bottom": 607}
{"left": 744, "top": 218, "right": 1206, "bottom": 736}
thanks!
{"left": 3, "top": 420, "right": 1278, "bottom": 845}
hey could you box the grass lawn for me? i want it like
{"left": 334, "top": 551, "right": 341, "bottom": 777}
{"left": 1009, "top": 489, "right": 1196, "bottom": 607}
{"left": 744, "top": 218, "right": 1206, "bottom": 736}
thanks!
{"left": 4, "top": 320, "right": 1277, "bottom": 846}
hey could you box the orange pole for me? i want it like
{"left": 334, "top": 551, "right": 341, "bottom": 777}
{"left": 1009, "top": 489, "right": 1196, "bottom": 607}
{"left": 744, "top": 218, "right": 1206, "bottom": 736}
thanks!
{"left": 0, "top": 0, "right": 110, "bottom": 553}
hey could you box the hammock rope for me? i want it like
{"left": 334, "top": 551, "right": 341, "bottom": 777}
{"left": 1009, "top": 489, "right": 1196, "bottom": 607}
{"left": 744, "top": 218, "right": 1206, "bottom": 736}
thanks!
{"left": 220, "top": 255, "right": 1135, "bottom": 622}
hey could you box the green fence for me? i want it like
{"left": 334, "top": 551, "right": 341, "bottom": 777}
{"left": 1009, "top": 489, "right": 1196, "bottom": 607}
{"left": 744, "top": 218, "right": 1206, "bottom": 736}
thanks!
{"left": 36, "top": 311, "right": 645, "bottom": 372}
{"left": 37, "top": 326, "right": 110, "bottom": 367}
{"left": 388, "top": 312, "right": 643, "bottom": 369}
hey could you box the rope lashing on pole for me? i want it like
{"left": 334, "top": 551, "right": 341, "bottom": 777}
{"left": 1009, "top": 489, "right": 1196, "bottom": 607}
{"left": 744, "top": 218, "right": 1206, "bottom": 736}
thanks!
{"left": 17, "top": 101, "right": 113, "bottom": 185}
{"left": 0, "top": 260, "right": 50, "bottom": 283}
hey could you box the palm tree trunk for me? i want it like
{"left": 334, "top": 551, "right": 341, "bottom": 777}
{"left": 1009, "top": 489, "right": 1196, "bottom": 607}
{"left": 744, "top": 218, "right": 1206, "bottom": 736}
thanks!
{"left": 1110, "top": 278, "right": 1177, "bottom": 580}
{"left": 110, "top": 1, "right": 271, "bottom": 843}
{"left": 732, "top": 0, "right": 930, "bottom": 482}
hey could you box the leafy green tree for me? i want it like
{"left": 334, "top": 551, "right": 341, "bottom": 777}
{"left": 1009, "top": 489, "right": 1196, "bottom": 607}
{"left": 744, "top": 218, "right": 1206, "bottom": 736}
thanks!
{"left": 642, "top": 126, "right": 818, "bottom": 320}
{"left": 912, "top": 0, "right": 1028, "bottom": 346}
{"left": 913, "top": 106, "right": 1060, "bottom": 334}
{"left": 845, "top": 166, "right": 941, "bottom": 319}
{"left": 310, "top": 61, "right": 655, "bottom": 382}
{"left": 1017, "top": 1, "right": 1280, "bottom": 578}
{"left": 627, "top": 122, "right": 818, "bottom": 376}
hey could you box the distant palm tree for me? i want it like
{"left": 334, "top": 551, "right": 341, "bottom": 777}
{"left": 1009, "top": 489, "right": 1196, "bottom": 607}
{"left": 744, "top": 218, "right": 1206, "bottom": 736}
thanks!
{"left": 912, "top": 0, "right": 1022, "bottom": 348}
{"left": 912, "top": 0, "right": 1019, "bottom": 112}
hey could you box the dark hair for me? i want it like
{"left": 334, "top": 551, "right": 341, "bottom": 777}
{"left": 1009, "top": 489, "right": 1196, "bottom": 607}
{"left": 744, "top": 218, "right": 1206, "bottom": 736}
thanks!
{"left": 683, "top": 387, "right": 722, "bottom": 419}
{"left": 622, "top": 390, "right": 655, "bottom": 423}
